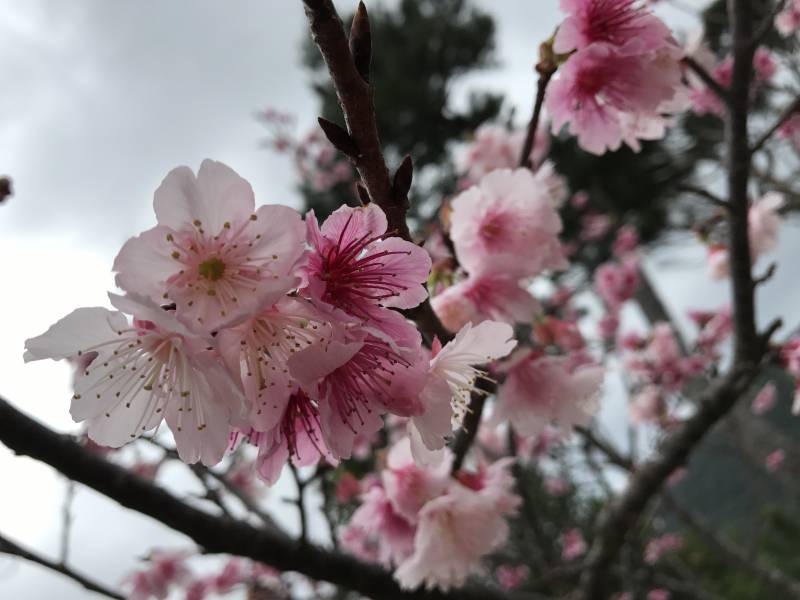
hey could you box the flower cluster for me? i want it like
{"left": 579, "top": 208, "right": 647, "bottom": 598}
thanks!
{"left": 776, "top": 0, "right": 800, "bottom": 38}
{"left": 548, "top": 0, "right": 684, "bottom": 154}
{"left": 433, "top": 167, "right": 567, "bottom": 332}
{"left": 456, "top": 123, "right": 550, "bottom": 185}
{"left": 340, "top": 437, "right": 520, "bottom": 591}
{"left": 25, "top": 160, "right": 515, "bottom": 480}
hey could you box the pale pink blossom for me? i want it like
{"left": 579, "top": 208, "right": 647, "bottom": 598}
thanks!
{"left": 411, "top": 321, "right": 517, "bottom": 454}
{"left": 778, "top": 113, "right": 800, "bottom": 150}
{"left": 24, "top": 295, "right": 244, "bottom": 465}
{"left": 449, "top": 168, "right": 567, "bottom": 278}
{"left": 533, "top": 317, "right": 585, "bottom": 352}
{"left": 644, "top": 533, "right": 683, "bottom": 564}
{"left": 340, "top": 485, "right": 416, "bottom": 567}
{"left": 781, "top": 337, "right": 800, "bottom": 377}
{"left": 580, "top": 214, "right": 612, "bottom": 241}
{"left": 629, "top": 385, "right": 666, "bottom": 424}
{"left": 554, "top": 0, "right": 673, "bottom": 56}
{"left": 648, "top": 590, "right": 671, "bottom": 600}
{"left": 561, "top": 528, "right": 587, "bottom": 561}
{"left": 748, "top": 192, "right": 784, "bottom": 258}
{"left": 457, "top": 124, "right": 549, "bottom": 183}
{"left": 776, "top": 0, "right": 800, "bottom": 37}
{"left": 753, "top": 47, "right": 778, "bottom": 82}
{"left": 492, "top": 350, "right": 604, "bottom": 436}
{"left": 613, "top": 225, "right": 640, "bottom": 257}
{"left": 766, "top": 449, "right": 786, "bottom": 472}
{"left": 394, "top": 460, "right": 519, "bottom": 591}
{"left": 113, "top": 160, "right": 305, "bottom": 334}
{"left": 335, "top": 472, "right": 362, "bottom": 504}
{"left": 431, "top": 272, "right": 539, "bottom": 333}
{"left": 382, "top": 437, "right": 451, "bottom": 523}
{"left": 545, "top": 477, "right": 570, "bottom": 496}
{"left": 123, "top": 551, "right": 190, "bottom": 600}
{"left": 707, "top": 245, "right": 730, "bottom": 280}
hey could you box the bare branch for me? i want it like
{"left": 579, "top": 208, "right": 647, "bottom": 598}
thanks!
{"left": 0, "top": 532, "right": 124, "bottom": 599}
{"left": 678, "top": 184, "right": 729, "bottom": 209}
{"left": 0, "top": 396, "right": 514, "bottom": 600}
{"left": 751, "top": 96, "right": 800, "bottom": 154}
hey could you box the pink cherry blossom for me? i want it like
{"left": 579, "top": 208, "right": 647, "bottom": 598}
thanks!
{"left": 216, "top": 296, "right": 330, "bottom": 431}
{"left": 24, "top": 295, "right": 244, "bottom": 465}
{"left": 594, "top": 257, "right": 640, "bottom": 308}
{"left": 449, "top": 168, "right": 567, "bottom": 278}
{"left": 613, "top": 225, "right": 640, "bottom": 257}
{"left": 457, "top": 123, "right": 549, "bottom": 183}
{"left": 113, "top": 160, "right": 305, "bottom": 334}
{"left": 548, "top": 43, "right": 682, "bottom": 154}
{"left": 644, "top": 533, "right": 683, "bottom": 564}
{"left": 340, "top": 485, "right": 416, "bottom": 567}
{"left": 411, "top": 321, "right": 517, "bottom": 454}
{"left": 629, "top": 385, "right": 666, "bottom": 424}
{"left": 561, "top": 528, "right": 587, "bottom": 561}
{"left": 495, "top": 564, "right": 529, "bottom": 590}
{"left": 648, "top": 590, "right": 671, "bottom": 600}
{"left": 748, "top": 191, "right": 784, "bottom": 258}
{"left": 394, "top": 460, "right": 519, "bottom": 591}
{"left": 335, "top": 472, "right": 362, "bottom": 503}
{"left": 707, "top": 245, "right": 730, "bottom": 280}
{"left": 431, "top": 272, "right": 539, "bottom": 333}
{"left": 781, "top": 337, "right": 800, "bottom": 377}
{"left": 230, "top": 389, "right": 333, "bottom": 484}
{"left": 492, "top": 350, "right": 604, "bottom": 436}
{"left": 303, "top": 203, "right": 431, "bottom": 323}
{"left": 776, "top": 0, "right": 800, "bottom": 37}
{"left": 382, "top": 437, "right": 451, "bottom": 524}
{"left": 766, "top": 449, "right": 786, "bottom": 472}
{"left": 554, "top": 0, "right": 673, "bottom": 56}
{"left": 778, "top": 113, "right": 800, "bottom": 150}
{"left": 289, "top": 327, "right": 427, "bottom": 459}
{"left": 123, "top": 551, "right": 190, "bottom": 600}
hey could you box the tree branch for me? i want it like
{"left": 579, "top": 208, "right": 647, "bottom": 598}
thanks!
{"left": 751, "top": 96, "right": 800, "bottom": 154}
{"left": 682, "top": 57, "right": 730, "bottom": 107}
{"left": 0, "top": 532, "right": 124, "bottom": 599}
{"left": 0, "top": 396, "right": 515, "bottom": 600}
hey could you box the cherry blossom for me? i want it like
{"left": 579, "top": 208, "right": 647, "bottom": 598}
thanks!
{"left": 644, "top": 533, "right": 683, "bottom": 564}
{"left": 113, "top": 160, "right": 306, "bottom": 334}
{"left": 449, "top": 168, "right": 567, "bottom": 278}
{"left": 492, "top": 350, "right": 604, "bottom": 436}
{"left": 776, "top": 0, "right": 800, "bottom": 38}
{"left": 561, "top": 528, "right": 588, "bottom": 561}
{"left": 456, "top": 123, "right": 549, "bottom": 183}
{"left": 411, "top": 320, "right": 517, "bottom": 454}
{"left": 25, "top": 294, "right": 244, "bottom": 465}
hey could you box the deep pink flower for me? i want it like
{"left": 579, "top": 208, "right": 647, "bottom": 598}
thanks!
{"left": 594, "top": 257, "right": 639, "bottom": 308}
{"left": 766, "top": 449, "right": 786, "bottom": 472}
{"left": 113, "top": 160, "right": 305, "bottom": 334}
{"left": 492, "top": 350, "right": 604, "bottom": 436}
{"left": 24, "top": 294, "right": 244, "bottom": 465}
{"left": 289, "top": 329, "right": 427, "bottom": 459}
{"left": 554, "top": 0, "right": 673, "bottom": 55}
{"left": 561, "top": 528, "right": 587, "bottom": 561}
{"left": 613, "top": 225, "right": 640, "bottom": 257}
{"left": 231, "top": 389, "right": 333, "bottom": 484}
{"left": 449, "top": 168, "right": 567, "bottom": 278}
{"left": 778, "top": 113, "right": 800, "bottom": 150}
{"left": 303, "top": 203, "right": 431, "bottom": 323}
{"left": 496, "top": 564, "right": 529, "bottom": 590}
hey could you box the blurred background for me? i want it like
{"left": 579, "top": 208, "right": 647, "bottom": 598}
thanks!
{"left": 2, "top": 1, "right": 800, "bottom": 598}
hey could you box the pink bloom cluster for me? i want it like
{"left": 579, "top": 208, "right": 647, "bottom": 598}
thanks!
{"left": 261, "top": 110, "right": 353, "bottom": 192}
{"left": 340, "top": 438, "right": 520, "bottom": 591}
{"left": 560, "top": 528, "right": 588, "bottom": 561}
{"left": 778, "top": 112, "right": 800, "bottom": 151}
{"left": 25, "top": 160, "right": 515, "bottom": 481}
{"left": 644, "top": 533, "right": 683, "bottom": 564}
{"left": 780, "top": 337, "right": 800, "bottom": 413}
{"left": 456, "top": 123, "right": 550, "bottom": 185}
{"left": 706, "top": 192, "right": 784, "bottom": 280}
{"left": 433, "top": 168, "right": 567, "bottom": 333}
{"left": 548, "top": 0, "right": 684, "bottom": 154}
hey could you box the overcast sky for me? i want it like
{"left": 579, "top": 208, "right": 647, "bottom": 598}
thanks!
{"left": 3, "top": 1, "right": 799, "bottom": 599}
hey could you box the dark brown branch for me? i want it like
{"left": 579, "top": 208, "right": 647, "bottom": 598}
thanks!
{"left": 0, "top": 396, "right": 515, "bottom": 600}
{"left": 682, "top": 57, "right": 730, "bottom": 107}
{"left": 579, "top": 364, "right": 761, "bottom": 598}
{"left": 751, "top": 96, "right": 800, "bottom": 154}
{"left": 519, "top": 46, "right": 556, "bottom": 169}
{"left": 0, "top": 176, "right": 12, "bottom": 203}
{"left": 302, "top": 0, "right": 409, "bottom": 240}
{"left": 288, "top": 463, "right": 309, "bottom": 545}
{"left": 751, "top": 0, "right": 788, "bottom": 48}
{"left": 0, "top": 532, "right": 124, "bottom": 599}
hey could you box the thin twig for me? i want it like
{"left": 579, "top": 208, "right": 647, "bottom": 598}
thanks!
{"left": 751, "top": 0, "right": 789, "bottom": 49}
{"left": 288, "top": 463, "right": 309, "bottom": 545}
{"left": 59, "top": 479, "right": 75, "bottom": 565}
{"left": 682, "top": 56, "right": 730, "bottom": 107}
{"left": 0, "top": 532, "right": 124, "bottom": 599}
{"left": 751, "top": 96, "right": 800, "bottom": 154}
{"left": 678, "top": 184, "right": 729, "bottom": 209}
